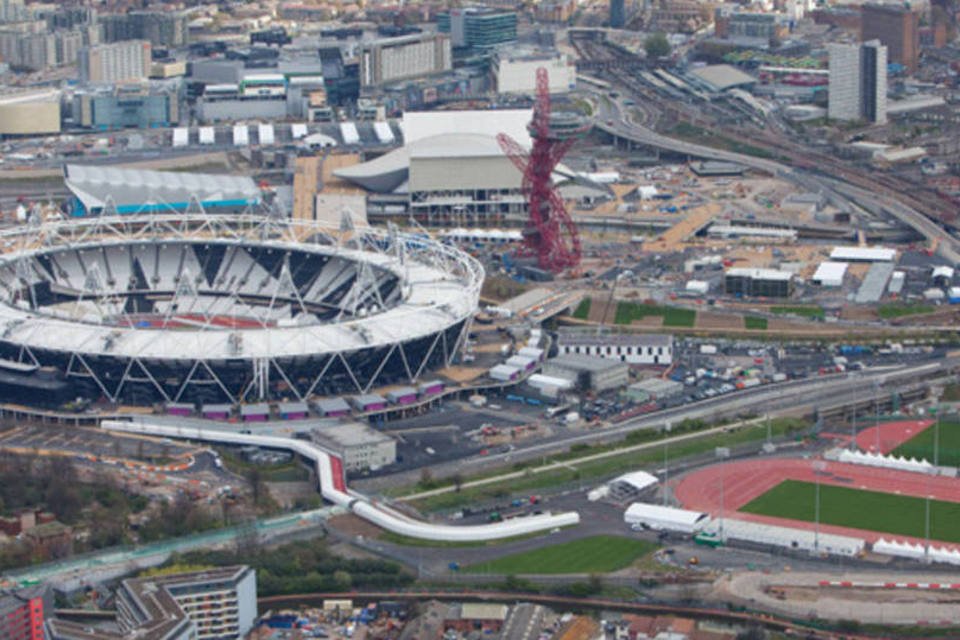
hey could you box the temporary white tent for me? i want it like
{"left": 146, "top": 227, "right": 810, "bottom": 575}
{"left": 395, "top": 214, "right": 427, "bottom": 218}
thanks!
{"left": 624, "top": 503, "right": 707, "bottom": 534}
{"left": 704, "top": 518, "right": 865, "bottom": 557}
{"left": 834, "top": 448, "right": 933, "bottom": 474}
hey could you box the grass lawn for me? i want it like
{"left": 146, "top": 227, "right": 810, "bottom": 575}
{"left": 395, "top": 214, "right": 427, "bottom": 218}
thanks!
{"left": 877, "top": 303, "right": 936, "bottom": 319}
{"left": 744, "top": 316, "right": 768, "bottom": 330}
{"left": 770, "top": 305, "right": 825, "bottom": 320}
{"left": 573, "top": 297, "right": 592, "bottom": 320}
{"left": 409, "top": 417, "right": 808, "bottom": 512}
{"left": 741, "top": 480, "right": 960, "bottom": 543}
{"left": 463, "top": 535, "right": 657, "bottom": 574}
{"left": 615, "top": 301, "right": 696, "bottom": 328}
{"left": 892, "top": 420, "right": 960, "bottom": 468}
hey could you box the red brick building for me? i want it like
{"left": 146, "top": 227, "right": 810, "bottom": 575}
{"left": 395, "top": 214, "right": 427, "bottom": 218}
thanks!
{"left": 0, "top": 586, "right": 47, "bottom": 640}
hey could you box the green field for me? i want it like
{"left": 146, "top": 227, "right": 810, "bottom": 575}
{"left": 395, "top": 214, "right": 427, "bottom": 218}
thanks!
{"left": 615, "top": 301, "right": 696, "bottom": 328}
{"left": 572, "top": 297, "right": 592, "bottom": 320}
{"left": 741, "top": 480, "right": 960, "bottom": 543}
{"left": 769, "top": 305, "right": 825, "bottom": 320}
{"left": 892, "top": 420, "right": 960, "bottom": 468}
{"left": 744, "top": 316, "right": 768, "bottom": 330}
{"left": 878, "top": 303, "right": 936, "bottom": 319}
{"left": 464, "top": 535, "right": 657, "bottom": 574}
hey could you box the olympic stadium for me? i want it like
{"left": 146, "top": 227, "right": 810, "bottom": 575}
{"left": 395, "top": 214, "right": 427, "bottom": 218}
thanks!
{"left": 0, "top": 213, "right": 482, "bottom": 407}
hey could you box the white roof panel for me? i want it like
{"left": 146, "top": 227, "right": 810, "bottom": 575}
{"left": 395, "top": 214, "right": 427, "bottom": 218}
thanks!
{"left": 198, "top": 126, "right": 215, "bottom": 145}
{"left": 624, "top": 503, "right": 706, "bottom": 527}
{"left": 257, "top": 122, "right": 275, "bottom": 145}
{"left": 232, "top": 124, "right": 249, "bottom": 146}
{"left": 290, "top": 123, "right": 308, "bottom": 139}
{"left": 340, "top": 122, "right": 360, "bottom": 145}
{"left": 402, "top": 109, "right": 532, "bottom": 148}
{"left": 830, "top": 246, "right": 896, "bottom": 262}
{"left": 373, "top": 121, "right": 395, "bottom": 144}
{"left": 172, "top": 127, "right": 189, "bottom": 148}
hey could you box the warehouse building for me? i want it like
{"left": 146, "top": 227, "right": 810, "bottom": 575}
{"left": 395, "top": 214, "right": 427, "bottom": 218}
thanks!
{"left": 310, "top": 422, "right": 396, "bottom": 471}
{"left": 724, "top": 268, "right": 793, "bottom": 298}
{"left": 623, "top": 378, "right": 684, "bottom": 403}
{"left": 63, "top": 164, "right": 260, "bottom": 216}
{"left": 0, "top": 89, "right": 60, "bottom": 136}
{"left": 557, "top": 330, "right": 673, "bottom": 366}
{"left": 542, "top": 354, "right": 629, "bottom": 392}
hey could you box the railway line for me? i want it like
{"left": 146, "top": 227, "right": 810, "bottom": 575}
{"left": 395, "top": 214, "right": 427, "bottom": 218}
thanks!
{"left": 573, "top": 38, "right": 960, "bottom": 253}
{"left": 258, "top": 590, "right": 881, "bottom": 640}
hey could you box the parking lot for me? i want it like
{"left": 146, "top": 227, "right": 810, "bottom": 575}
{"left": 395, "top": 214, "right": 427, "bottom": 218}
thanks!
{"left": 0, "top": 424, "right": 196, "bottom": 462}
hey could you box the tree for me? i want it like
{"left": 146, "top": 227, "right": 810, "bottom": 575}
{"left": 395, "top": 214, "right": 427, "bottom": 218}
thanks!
{"left": 452, "top": 473, "right": 464, "bottom": 493}
{"left": 644, "top": 32, "right": 671, "bottom": 59}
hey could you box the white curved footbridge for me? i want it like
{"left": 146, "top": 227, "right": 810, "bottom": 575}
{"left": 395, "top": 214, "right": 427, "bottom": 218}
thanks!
{"left": 103, "top": 420, "right": 580, "bottom": 542}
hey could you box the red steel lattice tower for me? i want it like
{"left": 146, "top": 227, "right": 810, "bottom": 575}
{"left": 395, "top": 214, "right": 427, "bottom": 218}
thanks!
{"left": 498, "top": 67, "right": 589, "bottom": 273}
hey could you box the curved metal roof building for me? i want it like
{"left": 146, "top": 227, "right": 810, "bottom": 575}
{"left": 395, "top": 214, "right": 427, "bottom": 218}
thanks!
{"left": 64, "top": 164, "right": 262, "bottom": 216}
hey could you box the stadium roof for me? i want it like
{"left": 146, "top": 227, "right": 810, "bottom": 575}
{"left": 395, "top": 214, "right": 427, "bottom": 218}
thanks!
{"left": 688, "top": 64, "right": 756, "bottom": 92}
{"left": 401, "top": 109, "right": 532, "bottom": 147}
{"left": 334, "top": 133, "right": 578, "bottom": 194}
{"left": 64, "top": 165, "right": 260, "bottom": 215}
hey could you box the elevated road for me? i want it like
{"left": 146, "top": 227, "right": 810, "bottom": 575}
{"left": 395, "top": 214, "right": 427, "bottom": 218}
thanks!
{"left": 591, "top": 94, "right": 960, "bottom": 264}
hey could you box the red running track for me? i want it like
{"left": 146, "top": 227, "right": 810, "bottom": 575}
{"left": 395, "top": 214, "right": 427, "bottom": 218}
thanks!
{"left": 674, "top": 457, "right": 960, "bottom": 549}
{"left": 854, "top": 419, "right": 933, "bottom": 454}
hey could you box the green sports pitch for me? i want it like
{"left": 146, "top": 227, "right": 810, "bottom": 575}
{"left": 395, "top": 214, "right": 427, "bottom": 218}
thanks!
{"left": 740, "top": 480, "right": 960, "bottom": 544}
{"left": 892, "top": 420, "right": 960, "bottom": 468}
{"left": 464, "top": 535, "right": 657, "bottom": 574}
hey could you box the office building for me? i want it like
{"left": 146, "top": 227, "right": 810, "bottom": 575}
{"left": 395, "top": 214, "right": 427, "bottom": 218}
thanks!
{"left": 0, "top": 0, "right": 26, "bottom": 23}
{"left": 48, "top": 566, "right": 256, "bottom": 640}
{"left": 437, "top": 7, "right": 517, "bottom": 48}
{"left": 1, "top": 586, "right": 47, "bottom": 640}
{"left": 714, "top": 8, "right": 791, "bottom": 44}
{"left": 610, "top": 0, "right": 626, "bottom": 28}
{"left": 360, "top": 33, "right": 451, "bottom": 86}
{"left": 494, "top": 50, "right": 576, "bottom": 94}
{"left": 724, "top": 268, "right": 794, "bottom": 297}
{"left": 72, "top": 85, "right": 180, "bottom": 130}
{"left": 310, "top": 421, "right": 396, "bottom": 471}
{"left": 861, "top": 3, "right": 918, "bottom": 72}
{"left": 828, "top": 40, "right": 887, "bottom": 124}
{"left": 79, "top": 40, "right": 151, "bottom": 84}
{"left": 557, "top": 330, "right": 673, "bottom": 365}
{"left": 100, "top": 11, "right": 188, "bottom": 48}
{"left": 0, "top": 25, "right": 91, "bottom": 71}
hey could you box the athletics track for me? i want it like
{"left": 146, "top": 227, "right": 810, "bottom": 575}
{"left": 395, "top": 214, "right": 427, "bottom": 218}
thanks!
{"left": 853, "top": 419, "right": 934, "bottom": 454}
{"left": 673, "top": 455, "right": 960, "bottom": 550}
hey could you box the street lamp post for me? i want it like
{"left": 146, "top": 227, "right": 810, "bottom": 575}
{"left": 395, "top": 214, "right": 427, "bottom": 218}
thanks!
{"left": 716, "top": 447, "right": 730, "bottom": 539}
{"left": 874, "top": 380, "right": 881, "bottom": 453}
{"left": 813, "top": 460, "right": 826, "bottom": 553}
{"left": 663, "top": 421, "right": 671, "bottom": 506}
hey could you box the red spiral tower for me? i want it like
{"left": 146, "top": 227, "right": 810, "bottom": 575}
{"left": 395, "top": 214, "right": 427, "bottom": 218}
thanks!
{"left": 498, "top": 67, "right": 589, "bottom": 273}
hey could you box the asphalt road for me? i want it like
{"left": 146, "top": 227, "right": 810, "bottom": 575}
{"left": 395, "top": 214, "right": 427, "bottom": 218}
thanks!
{"left": 590, "top": 91, "right": 960, "bottom": 264}
{"left": 355, "top": 358, "right": 953, "bottom": 494}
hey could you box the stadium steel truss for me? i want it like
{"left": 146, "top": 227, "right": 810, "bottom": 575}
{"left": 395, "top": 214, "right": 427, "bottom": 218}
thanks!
{"left": 0, "top": 212, "right": 482, "bottom": 406}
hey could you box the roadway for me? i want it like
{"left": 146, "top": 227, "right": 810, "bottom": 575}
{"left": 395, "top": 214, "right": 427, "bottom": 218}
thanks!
{"left": 356, "top": 357, "right": 956, "bottom": 494}
{"left": 589, "top": 91, "right": 960, "bottom": 264}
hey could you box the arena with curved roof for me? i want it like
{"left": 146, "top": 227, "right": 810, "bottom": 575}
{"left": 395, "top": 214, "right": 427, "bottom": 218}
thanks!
{"left": 0, "top": 213, "right": 481, "bottom": 407}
